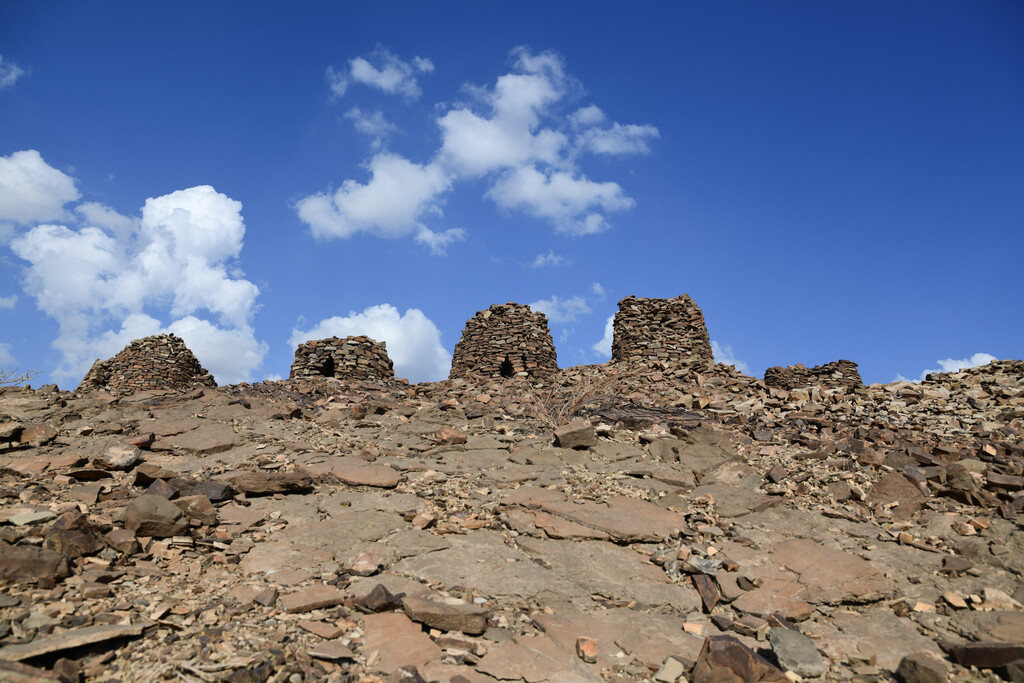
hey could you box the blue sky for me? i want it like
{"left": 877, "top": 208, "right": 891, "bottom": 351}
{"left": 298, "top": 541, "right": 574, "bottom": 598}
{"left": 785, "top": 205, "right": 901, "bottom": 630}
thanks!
{"left": 1, "top": 2, "right": 1021, "bottom": 387}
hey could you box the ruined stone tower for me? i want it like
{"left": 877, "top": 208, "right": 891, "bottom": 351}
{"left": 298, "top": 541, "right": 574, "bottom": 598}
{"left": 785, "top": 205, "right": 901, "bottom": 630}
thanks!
{"left": 449, "top": 303, "right": 558, "bottom": 380}
{"left": 289, "top": 336, "right": 394, "bottom": 382}
{"left": 611, "top": 295, "right": 714, "bottom": 368}
{"left": 77, "top": 334, "right": 216, "bottom": 395}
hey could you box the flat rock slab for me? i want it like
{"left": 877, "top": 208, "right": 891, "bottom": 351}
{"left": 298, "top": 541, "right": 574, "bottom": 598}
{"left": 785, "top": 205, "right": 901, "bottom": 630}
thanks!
{"left": 154, "top": 424, "right": 241, "bottom": 455}
{"left": 331, "top": 465, "right": 401, "bottom": 488}
{"left": 229, "top": 470, "right": 313, "bottom": 496}
{"left": 534, "top": 608, "right": 705, "bottom": 669}
{"left": 687, "top": 484, "right": 782, "bottom": 518}
{"left": 773, "top": 538, "right": 892, "bottom": 604}
{"left": 281, "top": 585, "right": 346, "bottom": 613}
{"left": 810, "top": 610, "right": 941, "bottom": 669}
{"left": 0, "top": 623, "right": 145, "bottom": 661}
{"left": 362, "top": 612, "right": 441, "bottom": 673}
{"left": 402, "top": 590, "right": 489, "bottom": 634}
{"left": 476, "top": 636, "right": 592, "bottom": 682}
{"left": 526, "top": 496, "right": 688, "bottom": 542}
{"left": 0, "top": 545, "right": 69, "bottom": 585}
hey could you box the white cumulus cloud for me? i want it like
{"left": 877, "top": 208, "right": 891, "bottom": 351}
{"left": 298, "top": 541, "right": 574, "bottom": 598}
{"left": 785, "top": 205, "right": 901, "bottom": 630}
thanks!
{"left": 529, "top": 295, "right": 591, "bottom": 324}
{"left": 577, "top": 122, "right": 660, "bottom": 156}
{"left": 711, "top": 340, "right": 751, "bottom": 375}
{"left": 899, "top": 352, "right": 999, "bottom": 382}
{"left": 0, "top": 55, "right": 24, "bottom": 90}
{"left": 307, "top": 47, "right": 658, "bottom": 248}
{"left": 295, "top": 153, "right": 451, "bottom": 241}
{"left": 7, "top": 161, "right": 267, "bottom": 385}
{"left": 0, "top": 150, "right": 80, "bottom": 226}
{"left": 415, "top": 226, "right": 465, "bottom": 256}
{"left": 345, "top": 107, "right": 396, "bottom": 150}
{"left": 592, "top": 314, "right": 614, "bottom": 358}
{"left": 289, "top": 304, "right": 450, "bottom": 382}
{"left": 531, "top": 250, "right": 567, "bottom": 268}
{"left": 0, "top": 343, "right": 14, "bottom": 367}
{"left": 487, "top": 165, "right": 633, "bottom": 235}
{"left": 328, "top": 47, "right": 434, "bottom": 100}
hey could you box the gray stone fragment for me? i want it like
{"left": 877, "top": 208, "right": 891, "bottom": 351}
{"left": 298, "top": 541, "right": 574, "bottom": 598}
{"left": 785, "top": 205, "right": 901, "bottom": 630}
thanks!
{"left": 123, "top": 494, "right": 187, "bottom": 538}
{"left": 554, "top": 420, "right": 597, "bottom": 449}
{"left": 768, "top": 627, "right": 825, "bottom": 677}
{"left": 895, "top": 652, "right": 949, "bottom": 683}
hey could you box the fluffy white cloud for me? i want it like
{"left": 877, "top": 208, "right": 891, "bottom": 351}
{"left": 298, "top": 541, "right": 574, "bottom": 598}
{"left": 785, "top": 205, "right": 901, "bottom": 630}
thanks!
{"left": 569, "top": 105, "right": 606, "bottom": 128}
{"left": 529, "top": 295, "right": 591, "bottom": 324}
{"left": 308, "top": 47, "right": 658, "bottom": 247}
{"left": 0, "top": 294, "right": 15, "bottom": 309}
{"left": 711, "top": 340, "right": 751, "bottom": 375}
{"left": 531, "top": 250, "right": 566, "bottom": 268}
{"left": 0, "top": 55, "right": 24, "bottom": 90}
{"left": 289, "top": 304, "right": 450, "bottom": 382}
{"left": 0, "top": 150, "right": 80, "bottom": 225}
{"left": 345, "top": 108, "right": 396, "bottom": 150}
{"left": 907, "top": 352, "right": 998, "bottom": 382}
{"left": 8, "top": 170, "right": 266, "bottom": 384}
{"left": 577, "top": 123, "right": 660, "bottom": 156}
{"left": 590, "top": 282, "right": 606, "bottom": 298}
{"left": 295, "top": 153, "right": 451, "bottom": 240}
{"left": 592, "top": 314, "right": 614, "bottom": 357}
{"left": 0, "top": 343, "right": 14, "bottom": 366}
{"left": 76, "top": 201, "right": 137, "bottom": 240}
{"left": 328, "top": 47, "right": 433, "bottom": 100}
{"left": 487, "top": 165, "right": 633, "bottom": 235}
{"left": 415, "top": 226, "right": 464, "bottom": 255}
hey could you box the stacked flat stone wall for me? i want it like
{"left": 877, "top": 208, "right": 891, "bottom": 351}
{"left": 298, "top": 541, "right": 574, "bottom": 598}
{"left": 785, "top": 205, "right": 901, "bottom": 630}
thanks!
{"left": 611, "top": 295, "right": 714, "bottom": 368}
{"left": 450, "top": 303, "right": 558, "bottom": 380}
{"left": 764, "top": 360, "right": 863, "bottom": 390}
{"left": 77, "top": 334, "right": 216, "bottom": 395}
{"left": 289, "top": 336, "right": 394, "bottom": 382}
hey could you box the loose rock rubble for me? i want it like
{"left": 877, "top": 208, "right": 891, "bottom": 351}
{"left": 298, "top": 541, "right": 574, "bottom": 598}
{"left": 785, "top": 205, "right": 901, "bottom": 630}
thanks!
{"left": 291, "top": 338, "right": 395, "bottom": 383}
{"left": 764, "top": 360, "right": 863, "bottom": 391}
{"left": 1, "top": 299, "right": 1022, "bottom": 683}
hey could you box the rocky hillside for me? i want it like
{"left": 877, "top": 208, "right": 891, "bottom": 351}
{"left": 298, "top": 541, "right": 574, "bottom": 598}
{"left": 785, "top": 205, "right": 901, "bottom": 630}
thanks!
{"left": 0, "top": 357, "right": 1021, "bottom": 682}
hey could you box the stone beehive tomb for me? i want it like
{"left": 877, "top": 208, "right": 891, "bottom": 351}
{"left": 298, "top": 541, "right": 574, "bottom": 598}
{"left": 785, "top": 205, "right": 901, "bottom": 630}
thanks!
{"left": 450, "top": 303, "right": 558, "bottom": 380}
{"left": 611, "top": 295, "right": 714, "bottom": 368}
{"left": 764, "top": 359, "right": 863, "bottom": 390}
{"left": 289, "top": 336, "right": 394, "bottom": 382}
{"left": 77, "top": 334, "right": 216, "bottom": 395}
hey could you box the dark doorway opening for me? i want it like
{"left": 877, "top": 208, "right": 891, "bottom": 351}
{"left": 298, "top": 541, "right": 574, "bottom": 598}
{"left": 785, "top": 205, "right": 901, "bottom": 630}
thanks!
{"left": 320, "top": 355, "right": 335, "bottom": 377}
{"left": 499, "top": 355, "right": 515, "bottom": 378}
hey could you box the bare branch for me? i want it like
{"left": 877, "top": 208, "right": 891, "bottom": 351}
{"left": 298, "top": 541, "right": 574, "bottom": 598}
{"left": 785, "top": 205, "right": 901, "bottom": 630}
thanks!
{"left": 0, "top": 366, "right": 40, "bottom": 388}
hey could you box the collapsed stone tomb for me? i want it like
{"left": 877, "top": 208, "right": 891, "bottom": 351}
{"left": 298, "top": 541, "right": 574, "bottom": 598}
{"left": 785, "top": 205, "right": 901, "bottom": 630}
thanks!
{"left": 77, "top": 334, "right": 216, "bottom": 396}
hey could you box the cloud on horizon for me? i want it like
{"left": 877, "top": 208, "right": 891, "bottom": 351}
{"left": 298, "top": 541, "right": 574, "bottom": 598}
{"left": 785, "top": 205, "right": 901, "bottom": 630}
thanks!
{"left": 1, "top": 151, "right": 267, "bottom": 385}
{"left": 289, "top": 304, "right": 450, "bottom": 382}
{"left": 711, "top": 340, "right": 751, "bottom": 375}
{"left": 897, "top": 352, "right": 998, "bottom": 382}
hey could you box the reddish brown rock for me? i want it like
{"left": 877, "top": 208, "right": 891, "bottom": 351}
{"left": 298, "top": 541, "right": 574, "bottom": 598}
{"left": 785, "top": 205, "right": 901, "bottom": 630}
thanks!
{"left": 554, "top": 420, "right": 597, "bottom": 449}
{"left": 280, "top": 585, "right": 346, "bottom": 613}
{"left": 0, "top": 545, "right": 70, "bottom": 586}
{"left": 691, "top": 636, "right": 789, "bottom": 683}
{"left": 229, "top": 469, "right": 313, "bottom": 495}
{"left": 402, "top": 590, "right": 489, "bottom": 635}
{"left": 362, "top": 612, "right": 442, "bottom": 672}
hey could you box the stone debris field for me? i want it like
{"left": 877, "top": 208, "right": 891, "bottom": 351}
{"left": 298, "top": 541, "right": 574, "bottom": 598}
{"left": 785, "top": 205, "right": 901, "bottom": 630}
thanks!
{"left": 0, "top": 295, "right": 1021, "bottom": 683}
